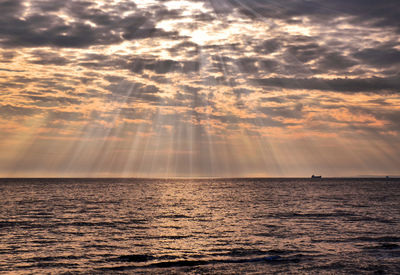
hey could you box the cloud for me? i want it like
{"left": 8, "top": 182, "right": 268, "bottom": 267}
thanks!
{"left": 168, "top": 41, "right": 200, "bottom": 57}
{"left": 28, "top": 50, "right": 71, "bottom": 66}
{"left": 343, "top": 106, "right": 400, "bottom": 133}
{"left": 0, "top": 104, "right": 40, "bottom": 118}
{"left": 1, "top": 0, "right": 400, "bottom": 176}
{"left": 316, "top": 52, "right": 357, "bottom": 71}
{"left": 254, "top": 39, "right": 281, "bottom": 54}
{"left": 353, "top": 47, "right": 400, "bottom": 67}
{"left": 237, "top": 58, "right": 258, "bottom": 74}
{"left": 106, "top": 80, "right": 162, "bottom": 103}
{"left": 229, "top": 0, "right": 400, "bottom": 32}
{"left": 1, "top": 50, "right": 16, "bottom": 62}
{"left": 252, "top": 76, "right": 400, "bottom": 94}
{"left": 47, "top": 110, "right": 84, "bottom": 121}
{"left": 24, "top": 95, "right": 82, "bottom": 107}
{"left": 259, "top": 103, "right": 305, "bottom": 119}
{"left": 127, "top": 58, "right": 200, "bottom": 74}
{"left": 0, "top": 0, "right": 180, "bottom": 48}
{"left": 285, "top": 43, "right": 325, "bottom": 63}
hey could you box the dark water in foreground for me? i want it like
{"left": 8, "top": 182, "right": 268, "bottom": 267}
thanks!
{"left": 0, "top": 178, "right": 400, "bottom": 274}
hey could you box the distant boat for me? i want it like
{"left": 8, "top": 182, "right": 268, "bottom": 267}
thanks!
{"left": 311, "top": 175, "right": 322, "bottom": 179}
{"left": 386, "top": 176, "right": 390, "bottom": 179}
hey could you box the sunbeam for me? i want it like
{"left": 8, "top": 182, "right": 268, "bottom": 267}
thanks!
{"left": 0, "top": 0, "right": 399, "bottom": 177}
{"left": 2, "top": 1, "right": 400, "bottom": 274}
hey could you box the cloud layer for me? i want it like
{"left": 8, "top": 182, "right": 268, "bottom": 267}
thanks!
{"left": 1, "top": 0, "right": 399, "bottom": 177}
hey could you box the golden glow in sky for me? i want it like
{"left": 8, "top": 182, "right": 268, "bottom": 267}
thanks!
{"left": 0, "top": 0, "right": 399, "bottom": 177}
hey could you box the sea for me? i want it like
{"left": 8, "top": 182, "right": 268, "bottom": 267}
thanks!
{"left": 0, "top": 178, "right": 399, "bottom": 274}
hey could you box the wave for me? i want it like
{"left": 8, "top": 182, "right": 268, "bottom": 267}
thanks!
{"left": 315, "top": 236, "right": 400, "bottom": 243}
{"left": 0, "top": 220, "right": 149, "bottom": 229}
{"left": 155, "top": 214, "right": 192, "bottom": 219}
{"left": 15, "top": 262, "right": 79, "bottom": 269}
{"left": 28, "top": 255, "right": 81, "bottom": 262}
{"left": 363, "top": 243, "right": 400, "bottom": 250}
{"left": 99, "top": 254, "right": 302, "bottom": 271}
{"left": 256, "top": 211, "right": 356, "bottom": 219}
{"left": 110, "top": 254, "right": 155, "bottom": 262}
{"left": 209, "top": 248, "right": 293, "bottom": 257}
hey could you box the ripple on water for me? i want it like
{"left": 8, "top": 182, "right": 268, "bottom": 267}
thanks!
{"left": 1, "top": 178, "right": 400, "bottom": 274}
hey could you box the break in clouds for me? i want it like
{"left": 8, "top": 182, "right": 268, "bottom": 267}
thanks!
{"left": 0, "top": 0, "right": 400, "bottom": 177}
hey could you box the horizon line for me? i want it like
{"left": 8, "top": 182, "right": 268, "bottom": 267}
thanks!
{"left": 1, "top": 176, "right": 399, "bottom": 180}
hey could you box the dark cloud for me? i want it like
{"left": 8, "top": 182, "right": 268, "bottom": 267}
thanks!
{"left": 367, "top": 98, "right": 390, "bottom": 106}
{"left": 286, "top": 43, "right": 325, "bottom": 63}
{"left": 179, "top": 85, "right": 202, "bottom": 94}
{"left": 196, "top": 75, "right": 237, "bottom": 87}
{"left": 193, "top": 12, "right": 216, "bottom": 22}
{"left": 237, "top": 58, "right": 258, "bottom": 73}
{"left": 48, "top": 110, "right": 84, "bottom": 121}
{"left": 30, "top": 0, "right": 67, "bottom": 12}
{"left": 354, "top": 47, "right": 400, "bottom": 67}
{"left": 259, "top": 103, "right": 305, "bottom": 119}
{"left": 0, "top": 104, "right": 40, "bottom": 118}
{"left": 232, "top": 88, "right": 253, "bottom": 98}
{"left": 1, "top": 51, "right": 16, "bottom": 62}
{"left": 260, "top": 96, "right": 286, "bottom": 104}
{"left": 168, "top": 41, "right": 199, "bottom": 56}
{"left": 151, "top": 60, "right": 181, "bottom": 74}
{"left": 201, "top": 0, "right": 236, "bottom": 15}
{"left": 75, "top": 53, "right": 200, "bottom": 75}
{"left": 78, "top": 53, "right": 127, "bottom": 69}
{"left": 29, "top": 50, "right": 71, "bottom": 66}
{"left": 0, "top": 0, "right": 179, "bottom": 48}
{"left": 153, "top": 6, "right": 183, "bottom": 20}
{"left": 106, "top": 80, "right": 162, "bottom": 103}
{"left": 0, "top": 0, "right": 24, "bottom": 15}
{"left": 122, "top": 26, "right": 179, "bottom": 40}
{"left": 255, "top": 39, "right": 281, "bottom": 54}
{"left": 0, "top": 18, "right": 122, "bottom": 48}
{"left": 344, "top": 106, "right": 400, "bottom": 132}
{"left": 24, "top": 95, "right": 82, "bottom": 107}
{"left": 0, "top": 68, "right": 24, "bottom": 72}
{"left": 258, "top": 59, "right": 280, "bottom": 73}
{"left": 117, "top": 107, "right": 152, "bottom": 120}
{"left": 127, "top": 58, "right": 200, "bottom": 74}
{"left": 316, "top": 52, "right": 357, "bottom": 71}
{"left": 182, "top": 61, "right": 200, "bottom": 73}
{"left": 253, "top": 76, "right": 400, "bottom": 94}
{"left": 225, "top": 0, "right": 400, "bottom": 32}
{"left": 149, "top": 75, "right": 170, "bottom": 84}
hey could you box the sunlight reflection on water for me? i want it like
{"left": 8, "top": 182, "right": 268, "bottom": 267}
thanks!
{"left": 0, "top": 178, "right": 399, "bottom": 274}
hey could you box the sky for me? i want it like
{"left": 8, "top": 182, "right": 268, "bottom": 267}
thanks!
{"left": 0, "top": 0, "right": 400, "bottom": 177}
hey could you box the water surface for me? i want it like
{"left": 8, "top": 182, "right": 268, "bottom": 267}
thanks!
{"left": 1, "top": 178, "right": 399, "bottom": 274}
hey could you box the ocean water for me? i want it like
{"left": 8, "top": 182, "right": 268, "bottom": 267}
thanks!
{"left": 0, "top": 178, "right": 399, "bottom": 274}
